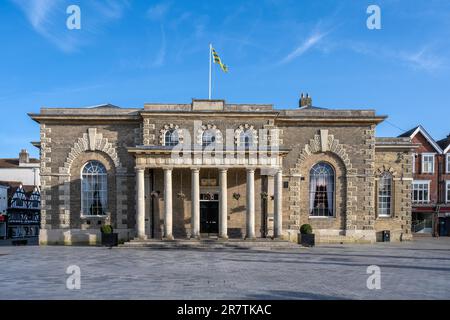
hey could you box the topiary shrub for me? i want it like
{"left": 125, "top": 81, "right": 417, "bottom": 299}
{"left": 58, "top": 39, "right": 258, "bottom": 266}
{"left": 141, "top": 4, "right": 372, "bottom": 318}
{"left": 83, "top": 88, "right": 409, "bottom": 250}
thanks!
{"left": 101, "top": 224, "right": 113, "bottom": 234}
{"left": 300, "top": 224, "right": 313, "bottom": 235}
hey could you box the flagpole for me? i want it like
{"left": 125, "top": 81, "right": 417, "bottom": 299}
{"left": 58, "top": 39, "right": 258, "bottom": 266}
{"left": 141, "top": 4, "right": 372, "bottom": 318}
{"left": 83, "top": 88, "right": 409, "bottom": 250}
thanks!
{"left": 208, "top": 43, "right": 212, "bottom": 100}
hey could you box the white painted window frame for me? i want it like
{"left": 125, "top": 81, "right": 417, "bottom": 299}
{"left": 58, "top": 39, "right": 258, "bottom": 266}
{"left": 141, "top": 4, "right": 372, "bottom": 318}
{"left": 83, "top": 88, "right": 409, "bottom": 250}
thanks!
{"left": 412, "top": 180, "right": 431, "bottom": 204}
{"left": 308, "top": 162, "right": 336, "bottom": 218}
{"left": 80, "top": 161, "right": 108, "bottom": 217}
{"left": 446, "top": 154, "right": 450, "bottom": 174}
{"left": 421, "top": 153, "right": 435, "bottom": 174}
{"left": 446, "top": 180, "right": 450, "bottom": 204}
{"left": 377, "top": 173, "right": 393, "bottom": 217}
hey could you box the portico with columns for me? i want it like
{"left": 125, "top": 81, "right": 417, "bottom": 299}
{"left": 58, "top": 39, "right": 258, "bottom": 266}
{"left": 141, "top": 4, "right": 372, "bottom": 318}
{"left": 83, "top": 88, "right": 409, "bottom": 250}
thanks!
{"left": 129, "top": 148, "right": 286, "bottom": 240}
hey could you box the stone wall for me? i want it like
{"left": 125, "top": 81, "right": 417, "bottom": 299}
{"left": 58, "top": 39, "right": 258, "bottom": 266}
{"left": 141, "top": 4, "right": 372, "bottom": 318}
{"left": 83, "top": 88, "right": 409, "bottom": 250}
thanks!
{"left": 141, "top": 115, "right": 272, "bottom": 147}
{"left": 374, "top": 148, "right": 413, "bottom": 241}
{"left": 34, "top": 105, "right": 414, "bottom": 245}
{"left": 38, "top": 122, "right": 139, "bottom": 244}
{"left": 279, "top": 124, "right": 377, "bottom": 242}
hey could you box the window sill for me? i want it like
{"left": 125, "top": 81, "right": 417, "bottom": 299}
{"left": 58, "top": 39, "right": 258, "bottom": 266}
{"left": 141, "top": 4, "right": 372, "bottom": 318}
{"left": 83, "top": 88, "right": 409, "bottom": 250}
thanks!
{"left": 308, "top": 216, "right": 335, "bottom": 219}
{"left": 377, "top": 215, "right": 392, "bottom": 219}
{"left": 80, "top": 215, "right": 108, "bottom": 219}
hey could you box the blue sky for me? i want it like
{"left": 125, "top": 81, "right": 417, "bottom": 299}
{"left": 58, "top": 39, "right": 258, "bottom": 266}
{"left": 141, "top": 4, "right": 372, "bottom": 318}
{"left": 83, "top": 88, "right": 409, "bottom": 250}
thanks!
{"left": 1, "top": 0, "right": 450, "bottom": 158}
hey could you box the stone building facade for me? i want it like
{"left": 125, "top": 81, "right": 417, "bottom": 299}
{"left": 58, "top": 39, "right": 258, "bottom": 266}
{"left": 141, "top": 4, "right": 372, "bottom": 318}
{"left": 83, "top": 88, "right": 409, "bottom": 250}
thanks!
{"left": 29, "top": 96, "right": 416, "bottom": 245}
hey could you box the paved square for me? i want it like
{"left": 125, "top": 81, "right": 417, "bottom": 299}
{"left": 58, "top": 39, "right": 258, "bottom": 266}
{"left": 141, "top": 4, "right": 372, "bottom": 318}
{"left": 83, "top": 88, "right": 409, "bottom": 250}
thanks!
{"left": 1, "top": 238, "right": 449, "bottom": 300}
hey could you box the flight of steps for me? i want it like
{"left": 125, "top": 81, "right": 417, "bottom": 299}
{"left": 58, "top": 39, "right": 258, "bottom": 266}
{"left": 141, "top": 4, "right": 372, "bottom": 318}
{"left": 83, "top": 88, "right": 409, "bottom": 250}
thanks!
{"left": 120, "top": 238, "right": 302, "bottom": 250}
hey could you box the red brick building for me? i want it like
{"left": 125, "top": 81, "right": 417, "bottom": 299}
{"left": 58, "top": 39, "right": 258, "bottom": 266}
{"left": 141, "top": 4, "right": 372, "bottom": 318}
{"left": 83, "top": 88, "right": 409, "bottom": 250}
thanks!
{"left": 400, "top": 126, "right": 450, "bottom": 236}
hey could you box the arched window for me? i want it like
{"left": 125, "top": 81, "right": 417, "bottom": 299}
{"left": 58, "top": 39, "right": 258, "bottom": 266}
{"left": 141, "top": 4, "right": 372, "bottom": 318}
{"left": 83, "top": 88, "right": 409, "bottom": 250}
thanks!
{"left": 81, "top": 161, "right": 107, "bottom": 216}
{"left": 378, "top": 172, "right": 392, "bottom": 217}
{"left": 309, "top": 162, "right": 334, "bottom": 217}
{"left": 235, "top": 124, "right": 257, "bottom": 149}
{"left": 164, "top": 129, "right": 179, "bottom": 146}
{"left": 239, "top": 131, "right": 254, "bottom": 148}
{"left": 202, "top": 130, "right": 216, "bottom": 147}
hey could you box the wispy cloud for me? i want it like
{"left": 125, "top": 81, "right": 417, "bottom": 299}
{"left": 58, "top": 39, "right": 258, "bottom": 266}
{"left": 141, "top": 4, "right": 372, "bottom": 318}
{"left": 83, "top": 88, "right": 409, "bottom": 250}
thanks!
{"left": 21, "top": 0, "right": 58, "bottom": 31}
{"left": 11, "top": 0, "right": 74, "bottom": 52}
{"left": 153, "top": 24, "right": 166, "bottom": 67}
{"left": 91, "top": 0, "right": 130, "bottom": 20}
{"left": 11, "top": 0, "right": 129, "bottom": 52}
{"left": 279, "top": 30, "right": 330, "bottom": 65}
{"left": 118, "top": 24, "right": 167, "bottom": 70}
{"left": 399, "top": 47, "right": 444, "bottom": 71}
{"left": 147, "top": 2, "right": 171, "bottom": 21}
{"left": 346, "top": 41, "right": 446, "bottom": 72}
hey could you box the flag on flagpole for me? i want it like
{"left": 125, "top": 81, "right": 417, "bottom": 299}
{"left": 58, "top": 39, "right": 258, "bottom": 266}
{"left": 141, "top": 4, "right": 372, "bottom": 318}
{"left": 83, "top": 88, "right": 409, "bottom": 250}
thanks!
{"left": 211, "top": 47, "right": 228, "bottom": 72}
{"left": 208, "top": 44, "right": 228, "bottom": 99}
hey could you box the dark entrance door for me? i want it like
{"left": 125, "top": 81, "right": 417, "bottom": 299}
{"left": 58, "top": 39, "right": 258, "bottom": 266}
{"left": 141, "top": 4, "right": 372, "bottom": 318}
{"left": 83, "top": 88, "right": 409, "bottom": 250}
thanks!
{"left": 439, "top": 218, "right": 450, "bottom": 236}
{"left": 200, "top": 201, "right": 219, "bottom": 235}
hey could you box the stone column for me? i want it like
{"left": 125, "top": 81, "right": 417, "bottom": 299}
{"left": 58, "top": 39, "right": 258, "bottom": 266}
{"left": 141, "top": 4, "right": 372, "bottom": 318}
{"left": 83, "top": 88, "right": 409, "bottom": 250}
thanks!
{"left": 136, "top": 168, "right": 146, "bottom": 240}
{"left": 246, "top": 168, "right": 256, "bottom": 239}
{"left": 191, "top": 168, "right": 200, "bottom": 239}
{"left": 219, "top": 168, "right": 228, "bottom": 239}
{"left": 274, "top": 168, "right": 283, "bottom": 238}
{"left": 164, "top": 168, "right": 174, "bottom": 240}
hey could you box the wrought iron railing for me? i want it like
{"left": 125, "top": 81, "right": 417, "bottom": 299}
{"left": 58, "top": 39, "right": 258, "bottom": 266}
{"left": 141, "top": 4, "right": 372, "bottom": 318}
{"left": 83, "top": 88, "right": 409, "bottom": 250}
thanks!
{"left": 411, "top": 220, "right": 431, "bottom": 233}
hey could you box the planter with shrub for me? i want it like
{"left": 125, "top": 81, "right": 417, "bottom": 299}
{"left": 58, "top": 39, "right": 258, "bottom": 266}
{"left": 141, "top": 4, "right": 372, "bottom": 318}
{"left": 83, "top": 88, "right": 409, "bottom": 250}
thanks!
{"left": 100, "top": 224, "right": 118, "bottom": 247}
{"left": 298, "top": 224, "right": 315, "bottom": 247}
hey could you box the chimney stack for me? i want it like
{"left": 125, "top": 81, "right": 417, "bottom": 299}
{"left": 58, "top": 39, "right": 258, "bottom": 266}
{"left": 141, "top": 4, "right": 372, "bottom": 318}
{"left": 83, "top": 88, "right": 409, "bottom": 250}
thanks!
{"left": 19, "top": 149, "right": 29, "bottom": 164}
{"left": 299, "top": 93, "right": 312, "bottom": 108}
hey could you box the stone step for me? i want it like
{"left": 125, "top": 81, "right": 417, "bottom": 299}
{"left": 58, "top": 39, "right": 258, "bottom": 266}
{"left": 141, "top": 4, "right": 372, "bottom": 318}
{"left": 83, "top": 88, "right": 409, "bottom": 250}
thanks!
{"left": 412, "top": 233, "right": 433, "bottom": 238}
{"left": 315, "top": 235, "right": 372, "bottom": 244}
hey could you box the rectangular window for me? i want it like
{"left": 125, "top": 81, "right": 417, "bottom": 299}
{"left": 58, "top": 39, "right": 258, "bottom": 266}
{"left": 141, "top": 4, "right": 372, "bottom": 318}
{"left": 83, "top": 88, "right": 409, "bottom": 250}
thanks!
{"left": 412, "top": 181, "right": 430, "bottom": 204}
{"left": 377, "top": 174, "right": 392, "bottom": 217}
{"left": 422, "top": 154, "right": 435, "bottom": 173}
{"left": 447, "top": 154, "right": 450, "bottom": 173}
{"left": 446, "top": 181, "right": 450, "bottom": 203}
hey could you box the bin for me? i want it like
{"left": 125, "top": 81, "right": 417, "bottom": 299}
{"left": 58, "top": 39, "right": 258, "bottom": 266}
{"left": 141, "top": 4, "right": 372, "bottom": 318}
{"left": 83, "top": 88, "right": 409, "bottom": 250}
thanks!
{"left": 382, "top": 230, "right": 390, "bottom": 242}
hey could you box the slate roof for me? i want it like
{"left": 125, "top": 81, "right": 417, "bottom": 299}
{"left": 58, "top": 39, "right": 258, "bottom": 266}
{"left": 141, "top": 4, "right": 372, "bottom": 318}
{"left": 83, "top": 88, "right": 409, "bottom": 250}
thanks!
{"left": 0, "top": 158, "right": 39, "bottom": 168}
{"left": 398, "top": 126, "right": 419, "bottom": 138}
{"left": 437, "top": 135, "right": 450, "bottom": 153}
{"left": 398, "top": 125, "right": 443, "bottom": 153}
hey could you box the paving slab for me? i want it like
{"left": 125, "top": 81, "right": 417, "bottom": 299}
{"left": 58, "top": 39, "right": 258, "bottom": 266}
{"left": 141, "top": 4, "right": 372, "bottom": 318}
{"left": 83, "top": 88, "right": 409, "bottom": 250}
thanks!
{"left": 0, "top": 237, "right": 449, "bottom": 300}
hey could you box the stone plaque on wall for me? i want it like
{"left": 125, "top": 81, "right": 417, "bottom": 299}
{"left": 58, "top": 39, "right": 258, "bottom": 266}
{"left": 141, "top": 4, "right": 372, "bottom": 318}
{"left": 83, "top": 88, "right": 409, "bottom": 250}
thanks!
{"left": 201, "top": 178, "right": 217, "bottom": 186}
